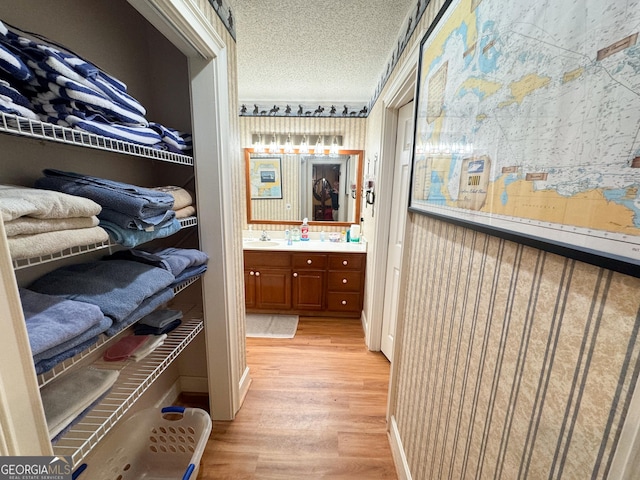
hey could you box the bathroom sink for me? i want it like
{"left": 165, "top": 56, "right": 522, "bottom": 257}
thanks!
{"left": 244, "top": 241, "right": 280, "bottom": 248}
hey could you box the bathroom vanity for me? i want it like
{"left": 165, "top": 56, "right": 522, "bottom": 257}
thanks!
{"left": 243, "top": 240, "right": 366, "bottom": 318}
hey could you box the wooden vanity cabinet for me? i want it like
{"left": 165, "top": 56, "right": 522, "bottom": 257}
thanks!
{"left": 244, "top": 250, "right": 365, "bottom": 318}
{"left": 244, "top": 251, "right": 292, "bottom": 310}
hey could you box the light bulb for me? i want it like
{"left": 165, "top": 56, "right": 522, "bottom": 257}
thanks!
{"left": 315, "top": 136, "right": 324, "bottom": 156}
{"left": 254, "top": 134, "right": 264, "bottom": 153}
{"left": 299, "top": 135, "right": 309, "bottom": 154}
{"left": 329, "top": 136, "right": 339, "bottom": 157}
{"left": 269, "top": 133, "right": 278, "bottom": 153}
{"left": 284, "top": 133, "right": 293, "bottom": 153}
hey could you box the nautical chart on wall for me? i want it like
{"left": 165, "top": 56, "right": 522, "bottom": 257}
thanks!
{"left": 409, "top": 0, "right": 640, "bottom": 270}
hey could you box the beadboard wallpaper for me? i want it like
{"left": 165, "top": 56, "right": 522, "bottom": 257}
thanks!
{"left": 370, "top": 0, "right": 640, "bottom": 478}
{"left": 239, "top": 116, "right": 367, "bottom": 232}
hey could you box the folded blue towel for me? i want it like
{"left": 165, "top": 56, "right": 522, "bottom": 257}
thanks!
{"left": 0, "top": 40, "right": 33, "bottom": 81}
{"left": 35, "top": 336, "right": 99, "bottom": 375}
{"left": 100, "top": 218, "right": 181, "bottom": 248}
{"left": 105, "top": 287, "right": 174, "bottom": 336}
{"left": 33, "top": 316, "right": 112, "bottom": 364}
{"left": 0, "top": 79, "right": 31, "bottom": 108}
{"left": 35, "top": 169, "right": 174, "bottom": 220}
{"left": 134, "top": 318, "right": 181, "bottom": 336}
{"left": 172, "top": 264, "right": 208, "bottom": 286}
{"left": 28, "top": 259, "right": 175, "bottom": 323}
{"left": 148, "top": 247, "right": 209, "bottom": 277}
{"left": 19, "top": 287, "right": 107, "bottom": 357}
{"left": 99, "top": 206, "right": 175, "bottom": 231}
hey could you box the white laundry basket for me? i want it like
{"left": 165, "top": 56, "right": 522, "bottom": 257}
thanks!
{"left": 74, "top": 406, "right": 212, "bottom": 480}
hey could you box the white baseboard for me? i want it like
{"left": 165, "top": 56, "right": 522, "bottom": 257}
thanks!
{"left": 238, "top": 366, "right": 251, "bottom": 409}
{"left": 179, "top": 375, "right": 208, "bottom": 393}
{"left": 389, "top": 415, "right": 412, "bottom": 480}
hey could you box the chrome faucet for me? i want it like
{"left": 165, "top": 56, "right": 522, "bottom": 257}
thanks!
{"left": 260, "top": 230, "right": 270, "bottom": 241}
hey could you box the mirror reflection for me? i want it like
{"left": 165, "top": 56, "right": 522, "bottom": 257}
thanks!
{"left": 245, "top": 149, "right": 362, "bottom": 226}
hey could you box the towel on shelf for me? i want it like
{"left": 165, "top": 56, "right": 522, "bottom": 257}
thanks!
{"left": 41, "top": 367, "right": 119, "bottom": 439}
{"left": 0, "top": 80, "right": 38, "bottom": 119}
{"left": 0, "top": 184, "right": 101, "bottom": 222}
{"left": 103, "top": 247, "right": 208, "bottom": 279}
{"left": 99, "top": 205, "right": 175, "bottom": 231}
{"left": 7, "top": 226, "right": 109, "bottom": 260}
{"left": 137, "top": 309, "right": 183, "bottom": 329}
{"left": 0, "top": 37, "right": 33, "bottom": 81}
{"left": 28, "top": 259, "right": 175, "bottom": 323}
{"left": 175, "top": 205, "right": 196, "bottom": 219}
{"left": 134, "top": 318, "right": 181, "bottom": 336}
{"left": 35, "top": 169, "right": 174, "bottom": 222}
{"left": 148, "top": 123, "right": 190, "bottom": 152}
{"left": 100, "top": 218, "right": 181, "bottom": 248}
{"left": 103, "top": 335, "right": 149, "bottom": 362}
{"left": 172, "top": 264, "right": 208, "bottom": 286}
{"left": 19, "top": 288, "right": 107, "bottom": 357}
{"left": 152, "top": 185, "right": 194, "bottom": 211}
{"left": 105, "top": 286, "right": 174, "bottom": 337}
{"left": 4, "top": 215, "right": 99, "bottom": 236}
{"left": 34, "top": 336, "right": 100, "bottom": 375}
{"left": 33, "top": 316, "right": 112, "bottom": 365}
{"left": 51, "top": 389, "right": 111, "bottom": 444}
{"left": 130, "top": 334, "right": 167, "bottom": 361}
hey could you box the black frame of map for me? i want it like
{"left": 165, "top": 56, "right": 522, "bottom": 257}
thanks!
{"left": 408, "top": 0, "right": 640, "bottom": 278}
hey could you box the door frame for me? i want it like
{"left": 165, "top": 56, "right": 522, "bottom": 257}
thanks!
{"left": 367, "top": 41, "right": 419, "bottom": 353}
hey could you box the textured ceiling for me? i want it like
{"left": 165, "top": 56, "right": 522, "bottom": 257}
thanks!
{"left": 227, "top": 0, "right": 415, "bottom": 107}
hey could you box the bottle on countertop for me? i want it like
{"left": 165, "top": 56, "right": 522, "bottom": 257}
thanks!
{"left": 320, "top": 230, "right": 325, "bottom": 242}
{"left": 291, "top": 227, "right": 301, "bottom": 242}
{"left": 301, "top": 217, "right": 310, "bottom": 241}
{"left": 285, "top": 229, "right": 292, "bottom": 245}
{"left": 341, "top": 230, "right": 347, "bottom": 242}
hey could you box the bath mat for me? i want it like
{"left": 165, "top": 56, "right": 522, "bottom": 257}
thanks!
{"left": 246, "top": 314, "right": 299, "bottom": 338}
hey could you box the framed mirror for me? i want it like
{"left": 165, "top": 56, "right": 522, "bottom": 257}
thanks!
{"left": 245, "top": 148, "right": 362, "bottom": 226}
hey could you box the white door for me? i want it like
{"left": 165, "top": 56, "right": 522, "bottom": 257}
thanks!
{"left": 381, "top": 101, "right": 413, "bottom": 361}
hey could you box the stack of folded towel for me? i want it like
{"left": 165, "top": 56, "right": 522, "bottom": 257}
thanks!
{"left": 104, "top": 246, "right": 208, "bottom": 286}
{"left": 28, "top": 259, "right": 176, "bottom": 337}
{"left": 41, "top": 366, "right": 119, "bottom": 441}
{"left": 35, "top": 168, "right": 181, "bottom": 247}
{"left": 152, "top": 185, "right": 196, "bottom": 219}
{"left": 19, "top": 288, "right": 112, "bottom": 374}
{"left": 103, "top": 334, "right": 167, "bottom": 362}
{"left": 0, "top": 184, "right": 109, "bottom": 260}
{"left": 134, "top": 309, "right": 183, "bottom": 335}
{"left": 0, "top": 20, "right": 192, "bottom": 153}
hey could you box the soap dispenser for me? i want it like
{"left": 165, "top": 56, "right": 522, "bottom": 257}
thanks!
{"left": 301, "top": 217, "right": 310, "bottom": 241}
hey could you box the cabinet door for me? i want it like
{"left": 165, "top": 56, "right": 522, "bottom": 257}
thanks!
{"left": 292, "top": 269, "right": 325, "bottom": 310}
{"left": 256, "top": 268, "right": 292, "bottom": 310}
{"left": 244, "top": 269, "right": 256, "bottom": 308}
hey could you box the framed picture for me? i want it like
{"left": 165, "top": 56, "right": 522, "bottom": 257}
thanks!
{"left": 249, "top": 155, "right": 283, "bottom": 199}
{"left": 409, "top": 0, "right": 640, "bottom": 275}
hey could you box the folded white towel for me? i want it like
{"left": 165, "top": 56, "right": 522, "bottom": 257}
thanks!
{"left": 41, "top": 367, "right": 119, "bottom": 439}
{"left": 8, "top": 226, "right": 109, "bottom": 260}
{"left": 131, "top": 334, "right": 167, "bottom": 362}
{"left": 4, "top": 215, "right": 99, "bottom": 237}
{"left": 0, "top": 184, "right": 101, "bottom": 222}
{"left": 152, "top": 186, "right": 194, "bottom": 210}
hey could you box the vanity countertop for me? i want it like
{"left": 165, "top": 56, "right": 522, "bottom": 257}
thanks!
{"left": 242, "top": 237, "right": 367, "bottom": 253}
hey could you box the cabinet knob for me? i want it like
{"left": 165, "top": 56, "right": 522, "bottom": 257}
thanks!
{"left": 342, "top": 260, "right": 348, "bottom": 266}
{"left": 293, "top": 272, "right": 298, "bottom": 277}
{"left": 342, "top": 278, "right": 347, "bottom": 284}
{"left": 341, "top": 300, "right": 347, "bottom": 305}
{"left": 255, "top": 271, "right": 260, "bottom": 276}
{"left": 250, "top": 271, "right": 255, "bottom": 276}
{"left": 307, "top": 259, "right": 312, "bottom": 264}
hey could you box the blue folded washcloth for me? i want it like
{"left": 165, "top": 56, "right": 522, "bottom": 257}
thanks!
{"left": 19, "top": 287, "right": 107, "bottom": 357}
{"left": 28, "top": 259, "right": 175, "bottom": 323}
{"left": 35, "top": 168, "right": 174, "bottom": 220}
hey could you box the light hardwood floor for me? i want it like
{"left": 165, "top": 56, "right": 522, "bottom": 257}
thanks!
{"left": 193, "top": 317, "right": 397, "bottom": 479}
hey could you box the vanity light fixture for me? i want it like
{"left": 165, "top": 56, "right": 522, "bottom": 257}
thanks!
{"left": 254, "top": 134, "right": 265, "bottom": 153}
{"left": 269, "top": 133, "right": 279, "bottom": 153}
{"left": 299, "top": 135, "right": 309, "bottom": 153}
{"left": 329, "top": 136, "right": 339, "bottom": 157}
{"left": 315, "top": 135, "right": 324, "bottom": 156}
{"left": 284, "top": 133, "right": 294, "bottom": 153}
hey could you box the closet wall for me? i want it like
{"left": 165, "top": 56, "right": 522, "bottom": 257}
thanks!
{"left": 0, "top": 0, "right": 246, "bottom": 465}
{"left": 364, "top": 0, "right": 640, "bottom": 477}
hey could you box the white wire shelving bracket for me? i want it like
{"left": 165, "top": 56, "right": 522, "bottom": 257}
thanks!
{"left": 12, "top": 216, "right": 198, "bottom": 270}
{"left": 0, "top": 112, "right": 193, "bottom": 166}
{"left": 51, "top": 318, "right": 204, "bottom": 467}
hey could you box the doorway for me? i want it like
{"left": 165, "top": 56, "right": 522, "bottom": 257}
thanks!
{"left": 381, "top": 101, "right": 413, "bottom": 361}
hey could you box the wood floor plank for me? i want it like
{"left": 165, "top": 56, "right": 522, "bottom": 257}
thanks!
{"left": 195, "top": 317, "right": 397, "bottom": 479}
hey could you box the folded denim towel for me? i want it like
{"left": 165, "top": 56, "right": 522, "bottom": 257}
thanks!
{"left": 138, "top": 309, "right": 183, "bottom": 329}
{"left": 19, "top": 288, "right": 106, "bottom": 357}
{"left": 99, "top": 206, "right": 175, "bottom": 231}
{"left": 33, "top": 316, "right": 112, "bottom": 364}
{"left": 41, "top": 367, "right": 119, "bottom": 439}
{"left": 172, "top": 264, "right": 208, "bottom": 286}
{"left": 103, "top": 248, "right": 170, "bottom": 270}
{"left": 100, "top": 218, "right": 181, "bottom": 248}
{"left": 0, "top": 184, "right": 101, "bottom": 222}
{"left": 35, "top": 169, "right": 174, "bottom": 220}
{"left": 35, "top": 336, "right": 99, "bottom": 375}
{"left": 148, "top": 247, "right": 209, "bottom": 277}
{"left": 134, "top": 318, "right": 181, "bottom": 336}
{"left": 105, "top": 286, "right": 174, "bottom": 337}
{"left": 28, "top": 260, "right": 175, "bottom": 323}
